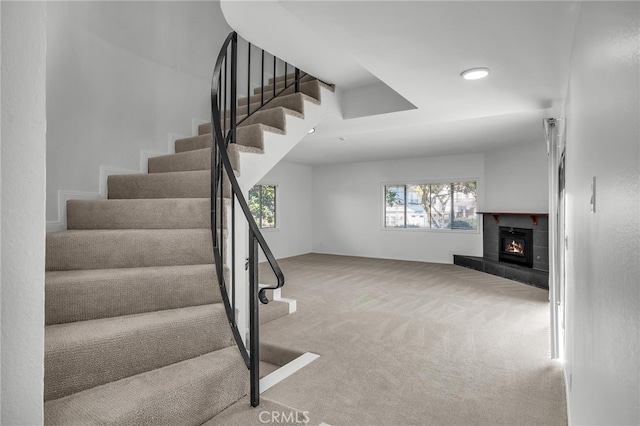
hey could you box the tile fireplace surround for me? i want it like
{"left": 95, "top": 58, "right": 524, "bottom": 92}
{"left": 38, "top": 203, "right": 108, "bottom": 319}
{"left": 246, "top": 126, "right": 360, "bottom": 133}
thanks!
{"left": 454, "top": 213, "right": 549, "bottom": 289}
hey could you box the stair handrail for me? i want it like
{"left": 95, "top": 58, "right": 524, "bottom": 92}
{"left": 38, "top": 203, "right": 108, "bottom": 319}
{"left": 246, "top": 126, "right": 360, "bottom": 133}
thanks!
{"left": 210, "top": 31, "right": 303, "bottom": 408}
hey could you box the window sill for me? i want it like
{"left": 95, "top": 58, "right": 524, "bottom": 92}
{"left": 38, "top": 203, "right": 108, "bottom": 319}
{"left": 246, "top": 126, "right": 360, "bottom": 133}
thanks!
{"left": 258, "top": 227, "right": 280, "bottom": 232}
{"left": 380, "top": 227, "right": 479, "bottom": 234}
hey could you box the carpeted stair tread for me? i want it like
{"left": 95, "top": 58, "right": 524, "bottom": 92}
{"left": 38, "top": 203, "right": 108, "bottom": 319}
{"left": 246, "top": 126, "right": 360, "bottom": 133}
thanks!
{"left": 255, "top": 77, "right": 334, "bottom": 97}
{"left": 175, "top": 124, "right": 280, "bottom": 156}
{"left": 199, "top": 106, "right": 302, "bottom": 136}
{"left": 46, "top": 229, "right": 213, "bottom": 271}
{"left": 174, "top": 134, "right": 211, "bottom": 153}
{"left": 268, "top": 72, "right": 314, "bottom": 85}
{"left": 259, "top": 300, "right": 290, "bottom": 325}
{"left": 44, "top": 346, "right": 248, "bottom": 426}
{"left": 45, "top": 264, "right": 221, "bottom": 325}
{"left": 107, "top": 170, "right": 211, "bottom": 199}
{"left": 45, "top": 304, "right": 235, "bottom": 401}
{"left": 222, "top": 92, "right": 313, "bottom": 120}
{"left": 148, "top": 148, "right": 214, "bottom": 174}
{"left": 238, "top": 80, "right": 327, "bottom": 107}
{"left": 148, "top": 147, "right": 243, "bottom": 176}
{"left": 67, "top": 198, "right": 211, "bottom": 230}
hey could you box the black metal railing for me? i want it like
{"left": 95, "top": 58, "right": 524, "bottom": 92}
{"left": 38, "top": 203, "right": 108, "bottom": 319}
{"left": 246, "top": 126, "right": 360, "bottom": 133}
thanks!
{"left": 210, "top": 31, "right": 304, "bottom": 407}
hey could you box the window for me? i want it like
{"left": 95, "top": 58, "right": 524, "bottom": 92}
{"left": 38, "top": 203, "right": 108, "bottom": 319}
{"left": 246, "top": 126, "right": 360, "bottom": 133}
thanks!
{"left": 384, "top": 181, "right": 477, "bottom": 230}
{"left": 249, "top": 184, "right": 277, "bottom": 229}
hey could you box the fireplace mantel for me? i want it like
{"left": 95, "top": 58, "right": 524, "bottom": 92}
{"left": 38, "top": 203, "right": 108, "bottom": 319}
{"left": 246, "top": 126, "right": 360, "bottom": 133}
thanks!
{"left": 478, "top": 212, "right": 549, "bottom": 226}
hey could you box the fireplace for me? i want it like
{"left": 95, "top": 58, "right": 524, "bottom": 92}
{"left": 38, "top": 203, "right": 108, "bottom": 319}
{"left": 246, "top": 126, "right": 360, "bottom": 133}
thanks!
{"left": 499, "top": 227, "right": 533, "bottom": 267}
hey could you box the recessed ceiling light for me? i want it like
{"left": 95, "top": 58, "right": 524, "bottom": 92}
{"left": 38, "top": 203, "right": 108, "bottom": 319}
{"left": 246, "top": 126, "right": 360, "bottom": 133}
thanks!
{"left": 339, "top": 136, "right": 348, "bottom": 141}
{"left": 460, "top": 67, "right": 490, "bottom": 80}
{"left": 307, "top": 127, "right": 316, "bottom": 134}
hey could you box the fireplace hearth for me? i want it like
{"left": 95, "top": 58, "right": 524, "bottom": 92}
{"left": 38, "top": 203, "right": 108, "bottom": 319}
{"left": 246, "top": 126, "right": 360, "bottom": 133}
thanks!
{"left": 499, "top": 226, "right": 533, "bottom": 267}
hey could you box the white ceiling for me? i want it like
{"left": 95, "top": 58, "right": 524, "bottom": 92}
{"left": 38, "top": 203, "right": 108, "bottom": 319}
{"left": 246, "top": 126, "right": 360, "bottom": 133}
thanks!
{"left": 221, "top": 1, "right": 581, "bottom": 165}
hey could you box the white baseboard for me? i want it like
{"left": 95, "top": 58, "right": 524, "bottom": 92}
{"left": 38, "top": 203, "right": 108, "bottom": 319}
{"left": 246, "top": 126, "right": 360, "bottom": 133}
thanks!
{"left": 260, "top": 352, "right": 320, "bottom": 394}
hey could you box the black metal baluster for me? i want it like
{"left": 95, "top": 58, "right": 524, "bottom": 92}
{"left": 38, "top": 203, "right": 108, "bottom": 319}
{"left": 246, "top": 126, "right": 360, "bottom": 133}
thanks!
{"left": 261, "top": 50, "right": 265, "bottom": 107}
{"left": 248, "top": 230, "right": 260, "bottom": 407}
{"left": 295, "top": 67, "right": 300, "bottom": 93}
{"left": 231, "top": 193, "right": 236, "bottom": 314}
{"left": 273, "top": 55, "right": 276, "bottom": 99}
{"left": 247, "top": 42, "right": 252, "bottom": 117}
{"left": 222, "top": 59, "right": 226, "bottom": 137}
{"left": 230, "top": 34, "right": 237, "bottom": 145}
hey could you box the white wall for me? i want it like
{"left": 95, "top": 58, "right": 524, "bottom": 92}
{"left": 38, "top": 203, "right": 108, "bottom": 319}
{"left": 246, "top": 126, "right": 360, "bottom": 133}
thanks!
{"left": 563, "top": 2, "right": 639, "bottom": 424}
{"left": 46, "top": 1, "right": 231, "bottom": 226}
{"left": 0, "top": 2, "right": 47, "bottom": 423}
{"left": 311, "top": 154, "right": 484, "bottom": 263}
{"left": 259, "top": 161, "right": 314, "bottom": 259}
{"left": 483, "top": 141, "right": 549, "bottom": 212}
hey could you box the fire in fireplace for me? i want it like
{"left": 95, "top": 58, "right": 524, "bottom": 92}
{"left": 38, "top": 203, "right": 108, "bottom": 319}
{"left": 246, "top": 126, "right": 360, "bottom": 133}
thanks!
{"left": 499, "top": 227, "right": 533, "bottom": 267}
{"left": 505, "top": 239, "right": 525, "bottom": 254}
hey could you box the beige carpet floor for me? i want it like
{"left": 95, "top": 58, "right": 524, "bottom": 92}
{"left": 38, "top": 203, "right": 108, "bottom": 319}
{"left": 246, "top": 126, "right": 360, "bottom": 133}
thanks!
{"left": 254, "top": 253, "right": 566, "bottom": 426}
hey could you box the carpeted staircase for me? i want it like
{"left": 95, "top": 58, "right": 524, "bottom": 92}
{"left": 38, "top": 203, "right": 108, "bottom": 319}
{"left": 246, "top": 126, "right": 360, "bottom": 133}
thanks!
{"left": 44, "top": 74, "right": 332, "bottom": 424}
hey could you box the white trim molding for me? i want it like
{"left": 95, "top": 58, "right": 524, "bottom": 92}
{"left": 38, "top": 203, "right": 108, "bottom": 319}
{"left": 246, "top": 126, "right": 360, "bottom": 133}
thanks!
{"left": 47, "top": 121, "right": 206, "bottom": 232}
{"left": 47, "top": 164, "right": 140, "bottom": 232}
{"left": 259, "top": 352, "right": 320, "bottom": 394}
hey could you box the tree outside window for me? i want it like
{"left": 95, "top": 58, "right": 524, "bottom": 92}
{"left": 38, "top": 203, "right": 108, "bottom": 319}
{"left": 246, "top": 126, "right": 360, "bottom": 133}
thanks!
{"left": 248, "top": 184, "right": 277, "bottom": 229}
{"left": 384, "top": 182, "right": 477, "bottom": 230}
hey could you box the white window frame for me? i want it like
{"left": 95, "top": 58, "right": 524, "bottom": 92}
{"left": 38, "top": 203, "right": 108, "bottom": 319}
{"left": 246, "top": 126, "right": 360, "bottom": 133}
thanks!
{"left": 249, "top": 183, "right": 279, "bottom": 231}
{"left": 381, "top": 179, "right": 480, "bottom": 233}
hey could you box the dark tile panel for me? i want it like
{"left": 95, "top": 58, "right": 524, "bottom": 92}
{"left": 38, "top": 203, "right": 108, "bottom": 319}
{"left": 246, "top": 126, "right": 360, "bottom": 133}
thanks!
{"left": 483, "top": 238, "right": 499, "bottom": 260}
{"left": 533, "top": 230, "right": 549, "bottom": 247}
{"left": 533, "top": 246, "right": 549, "bottom": 272}
{"left": 484, "top": 261, "right": 505, "bottom": 277}
{"left": 452, "top": 255, "right": 549, "bottom": 290}
{"left": 535, "top": 216, "right": 549, "bottom": 231}
{"left": 453, "top": 255, "right": 484, "bottom": 271}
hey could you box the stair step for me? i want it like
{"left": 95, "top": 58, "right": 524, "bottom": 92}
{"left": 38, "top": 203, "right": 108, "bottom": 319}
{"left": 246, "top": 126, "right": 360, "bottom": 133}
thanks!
{"left": 259, "top": 300, "right": 290, "bottom": 325}
{"left": 107, "top": 170, "right": 210, "bottom": 199}
{"left": 238, "top": 80, "right": 327, "bottom": 107}
{"left": 45, "top": 264, "right": 222, "bottom": 325}
{"left": 46, "top": 229, "right": 213, "bottom": 271}
{"left": 267, "top": 72, "right": 314, "bottom": 85}
{"left": 174, "top": 134, "right": 211, "bottom": 153}
{"left": 223, "top": 92, "right": 312, "bottom": 120}
{"left": 176, "top": 124, "right": 281, "bottom": 156}
{"left": 44, "top": 346, "right": 248, "bottom": 425}
{"left": 149, "top": 146, "right": 244, "bottom": 176}
{"left": 254, "top": 74, "right": 319, "bottom": 96}
{"left": 198, "top": 106, "right": 302, "bottom": 136}
{"left": 67, "top": 198, "right": 211, "bottom": 230}
{"left": 45, "top": 304, "right": 235, "bottom": 401}
{"left": 148, "top": 148, "right": 212, "bottom": 173}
